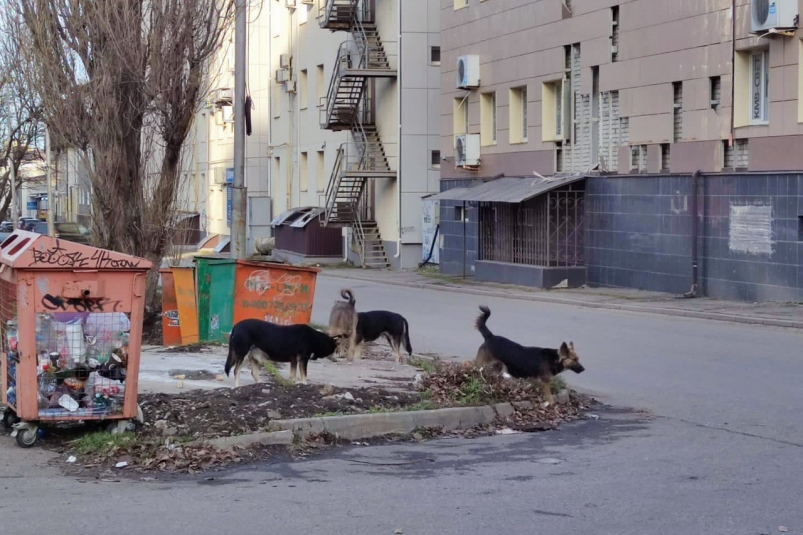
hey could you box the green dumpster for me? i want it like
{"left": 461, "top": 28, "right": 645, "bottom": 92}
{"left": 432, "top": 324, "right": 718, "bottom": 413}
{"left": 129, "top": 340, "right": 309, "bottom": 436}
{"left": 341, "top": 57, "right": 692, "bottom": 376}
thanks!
{"left": 194, "top": 255, "right": 236, "bottom": 343}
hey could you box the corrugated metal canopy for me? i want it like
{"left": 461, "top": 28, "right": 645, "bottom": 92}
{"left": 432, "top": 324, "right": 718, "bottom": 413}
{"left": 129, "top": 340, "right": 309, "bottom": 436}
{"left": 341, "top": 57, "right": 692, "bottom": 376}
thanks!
{"left": 427, "top": 174, "right": 586, "bottom": 204}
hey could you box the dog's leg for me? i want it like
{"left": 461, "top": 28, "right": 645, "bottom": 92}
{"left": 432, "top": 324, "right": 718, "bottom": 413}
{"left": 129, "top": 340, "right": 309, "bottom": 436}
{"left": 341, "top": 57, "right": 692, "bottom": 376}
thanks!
{"left": 299, "top": 357, "right": 308, "bottom": 385}
{"left": 290, "top": 358, "right": 298, "bottom": 384}
{"left": 353, "top": 341, "right": 364, "bottom": 362}
{"left": 249, "top": 357, "right": 262, "bottom": 384}
{"left": 232, "top": 356, "right": 245, "bottom": 388}
{"left": 540, "top": 379, "right": 555, "bottom": 406}
{"left": 389, "top": 335, "right": 402, "bottom": 364}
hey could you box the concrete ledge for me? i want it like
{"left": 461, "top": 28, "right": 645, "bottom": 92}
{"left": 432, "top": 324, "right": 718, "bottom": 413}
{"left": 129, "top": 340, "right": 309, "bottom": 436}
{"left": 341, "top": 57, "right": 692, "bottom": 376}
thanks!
{"left": 191, "top": 429, "right": 294, "bottom": 450}
{"left": 272, "top": 402, "right": 531, "bottom": 441}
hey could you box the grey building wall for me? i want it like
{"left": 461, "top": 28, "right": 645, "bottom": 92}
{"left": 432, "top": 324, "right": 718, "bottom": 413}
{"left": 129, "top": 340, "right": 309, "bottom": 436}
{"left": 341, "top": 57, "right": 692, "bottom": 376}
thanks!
{"left": 586, "top": 174, "right": 803, "bottom": 302}
{"left": 438, "top": 178, "right": 481, "bottom": 277}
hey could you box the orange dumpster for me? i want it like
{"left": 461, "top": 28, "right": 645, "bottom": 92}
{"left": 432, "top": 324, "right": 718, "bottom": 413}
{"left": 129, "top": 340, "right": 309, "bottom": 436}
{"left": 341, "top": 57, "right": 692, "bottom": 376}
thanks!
{"left": 171, "top": 266, "right": 199, "bottom": 344}
{"left": 159, "top": 268, "right": 182, "bottom": 346}
{"left": 233, "top": 261, "right": 319, "bottom": 326}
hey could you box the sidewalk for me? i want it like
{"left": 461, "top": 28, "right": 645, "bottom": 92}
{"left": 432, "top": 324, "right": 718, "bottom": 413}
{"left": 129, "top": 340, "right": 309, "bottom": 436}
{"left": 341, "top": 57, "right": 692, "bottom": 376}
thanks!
{"left": 319, "top": 267, "right": 803, "bottom": 330}
{"left": 137, "top": 343, "right": 421, "bottom": 395}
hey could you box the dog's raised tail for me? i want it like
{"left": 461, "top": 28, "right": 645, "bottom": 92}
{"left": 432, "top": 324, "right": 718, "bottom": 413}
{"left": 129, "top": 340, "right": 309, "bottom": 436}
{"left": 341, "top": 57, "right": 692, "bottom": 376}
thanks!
{"left": 475, "top": 305, "right": 493, "bottom": 340}
{"left": 402, "top": 317, "right": 413, "bottom": 355}
{"left": 340, "top": 288, "right": 356, "bottom": 306}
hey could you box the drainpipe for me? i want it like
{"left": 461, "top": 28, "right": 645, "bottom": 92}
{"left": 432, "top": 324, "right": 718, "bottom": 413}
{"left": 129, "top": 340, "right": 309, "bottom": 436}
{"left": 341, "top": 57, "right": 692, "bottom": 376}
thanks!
{"left": 683, "top": 170, "right": 701, "bottom": 298}
{"left": 393, "top": 0, "right": 403, "bottom": 266}
{"left": 729, "top": 0, "right": 736, "bottom": 148}
{"left": 462, "top": 200, "right": 466, "bottom": 279}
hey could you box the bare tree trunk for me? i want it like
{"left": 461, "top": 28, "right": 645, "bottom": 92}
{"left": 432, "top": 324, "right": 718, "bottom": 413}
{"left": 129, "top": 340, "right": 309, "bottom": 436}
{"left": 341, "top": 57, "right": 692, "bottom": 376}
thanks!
{"left": 9, "top": 0, "right": 234, "bottom": 308}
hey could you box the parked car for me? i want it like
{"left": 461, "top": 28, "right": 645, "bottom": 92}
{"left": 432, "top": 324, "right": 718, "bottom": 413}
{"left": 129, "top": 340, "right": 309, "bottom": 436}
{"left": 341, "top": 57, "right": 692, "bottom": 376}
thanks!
{"left": 19, "top": 218, "right": 40, "bottom": 231}
{"left": 0, "top": 221, "right": 13, "bottom": 232}
{"left": 31, "top": 221, "right": 92, "bottom": 245}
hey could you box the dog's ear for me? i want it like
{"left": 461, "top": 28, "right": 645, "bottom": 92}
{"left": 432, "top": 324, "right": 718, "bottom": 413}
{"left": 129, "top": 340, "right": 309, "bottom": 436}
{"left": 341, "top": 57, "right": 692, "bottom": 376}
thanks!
{"left": 559, "top": 342, "right": 569, "bottom": 355}
{"left": 569, "top": 341, "right": 575, "bottom": 350}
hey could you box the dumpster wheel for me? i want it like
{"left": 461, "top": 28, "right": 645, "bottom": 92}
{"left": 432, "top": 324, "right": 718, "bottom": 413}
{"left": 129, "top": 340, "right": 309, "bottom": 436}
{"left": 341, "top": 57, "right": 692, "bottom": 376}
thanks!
{"left": 14, "top": 423, "right": 39, "bottom": 448}
{"left": 2, "top": 409, "right": 20, "bottom": 430}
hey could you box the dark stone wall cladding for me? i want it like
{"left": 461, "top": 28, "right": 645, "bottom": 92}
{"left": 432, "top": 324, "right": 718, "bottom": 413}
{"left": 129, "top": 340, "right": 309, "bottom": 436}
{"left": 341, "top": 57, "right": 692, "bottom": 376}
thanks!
{"left": 585, "top": 174, "right": 803, "bottom": 302}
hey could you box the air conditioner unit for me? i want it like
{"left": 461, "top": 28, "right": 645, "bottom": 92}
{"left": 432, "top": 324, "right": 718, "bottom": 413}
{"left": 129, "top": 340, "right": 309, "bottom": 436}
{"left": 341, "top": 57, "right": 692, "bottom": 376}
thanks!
{"left": 222, "top": 105, "right": 234, "bottom": 123}
{"left": 455, "top": 55, "right": 480, "bottom": 90}
{"left": 286, "top": 0, "right": 296, "bottom": 7}
{"left": 750, "top": 0, "right": 798, "bottom": 33}
{"left": 279, "top": 54, "right": 292, "bottom": 69}
{"left": 212, "top": 87, "right": 232, "bottom": 107}
{"left": 300, "top": 0, "right": 314, "bottom": 4}
{"left": 285, "top": 80, "right": 297, "bottom": 93}
{"left": 213, "top": 168, "right": 227, "bottom": 185}
{"left": 454, "top": 134, "right": 480, "bottom": 167}
{"left": 276, "top": 68, "right": 290, "bottom": 83}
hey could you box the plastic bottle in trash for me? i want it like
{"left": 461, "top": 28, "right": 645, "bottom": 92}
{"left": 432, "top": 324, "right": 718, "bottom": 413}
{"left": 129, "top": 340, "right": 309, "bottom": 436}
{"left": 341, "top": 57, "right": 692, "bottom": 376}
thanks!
{"left": 6, "top": 386, "right": 15, "bottom": 407}
{"left": 6, "top": 320, "right": 18, "bottom": 351}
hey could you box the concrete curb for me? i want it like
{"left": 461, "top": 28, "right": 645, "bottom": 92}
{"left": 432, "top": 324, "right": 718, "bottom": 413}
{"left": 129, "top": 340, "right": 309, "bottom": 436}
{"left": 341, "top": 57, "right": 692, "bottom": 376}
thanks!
{"left": 272, "top": 401, "right": 532, "bottom": 441}
{"left": 190, "top": 430, "right": 294, "bottom": 450}
{"left": 322, "top": 271, "right": 803, "bottom": 330}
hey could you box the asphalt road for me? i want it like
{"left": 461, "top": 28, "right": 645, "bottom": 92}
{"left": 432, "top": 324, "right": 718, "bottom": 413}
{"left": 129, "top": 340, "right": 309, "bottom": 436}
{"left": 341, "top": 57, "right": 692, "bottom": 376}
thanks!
{"left": 1, "top": 273, "right": 801, "bottom": 534}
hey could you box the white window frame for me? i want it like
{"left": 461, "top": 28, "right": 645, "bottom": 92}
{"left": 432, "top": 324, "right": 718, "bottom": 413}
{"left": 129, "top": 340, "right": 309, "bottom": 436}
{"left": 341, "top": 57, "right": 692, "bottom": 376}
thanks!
{"left": 750, "top": 49, "right": 769, "bottom": 125}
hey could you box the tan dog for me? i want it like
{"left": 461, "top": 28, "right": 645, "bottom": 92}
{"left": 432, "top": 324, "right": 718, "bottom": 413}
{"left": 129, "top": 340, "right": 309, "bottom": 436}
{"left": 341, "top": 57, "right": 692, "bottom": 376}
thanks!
{"left": 327, "top": 288, "right": 358, "bottom": 361}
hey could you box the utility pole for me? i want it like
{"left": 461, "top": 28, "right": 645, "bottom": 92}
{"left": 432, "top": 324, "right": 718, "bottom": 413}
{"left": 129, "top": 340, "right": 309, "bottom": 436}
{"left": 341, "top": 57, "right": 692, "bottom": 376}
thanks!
{"left": 8, "top": 157, "right": 17, "bottom": 230}
{"left": 46, "top": 124, "right": 54, "bottom": 237}
{"left": 230, "top": 0, "right": 248, "bottom": 259}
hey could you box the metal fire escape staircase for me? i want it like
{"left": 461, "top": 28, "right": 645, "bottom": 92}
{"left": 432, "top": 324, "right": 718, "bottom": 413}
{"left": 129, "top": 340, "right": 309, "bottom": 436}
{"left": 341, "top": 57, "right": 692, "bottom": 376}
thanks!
{"left": 319, "top": 0, "right": 397, "bottom": 268}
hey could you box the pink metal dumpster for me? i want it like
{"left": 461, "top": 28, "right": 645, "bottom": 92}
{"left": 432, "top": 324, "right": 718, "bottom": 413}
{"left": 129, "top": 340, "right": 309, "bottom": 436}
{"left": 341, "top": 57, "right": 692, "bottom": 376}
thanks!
{"left": 0, "top": 230, "right": 152, "bottom": 447}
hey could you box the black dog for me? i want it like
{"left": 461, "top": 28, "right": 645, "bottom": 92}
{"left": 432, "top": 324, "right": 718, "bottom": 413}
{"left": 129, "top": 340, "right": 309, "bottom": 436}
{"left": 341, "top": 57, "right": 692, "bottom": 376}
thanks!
{"left": 224, "top": 319, "right": 341, "bottom": 387}
{"left": 474, "top": 305, "right": 585, "bottom": 405}
{"left": 351, "top": 311, "right": 412, "bottom": 363}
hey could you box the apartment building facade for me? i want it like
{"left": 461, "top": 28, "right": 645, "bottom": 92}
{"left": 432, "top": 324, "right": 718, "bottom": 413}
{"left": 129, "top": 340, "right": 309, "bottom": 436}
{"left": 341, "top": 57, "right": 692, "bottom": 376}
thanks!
{"left": 269, "top": 0, "right": 441, "bottom": 268}
{"left": 439, "top": 0, "right": 803, "bottom": 302}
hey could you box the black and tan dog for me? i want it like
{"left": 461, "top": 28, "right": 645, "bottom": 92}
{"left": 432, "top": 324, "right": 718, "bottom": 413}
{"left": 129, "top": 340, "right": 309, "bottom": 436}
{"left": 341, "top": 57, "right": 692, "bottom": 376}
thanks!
{"left": 224, "top": 318, "right": 341, "bottom": 387}
{"left": 327, "top": 288, "right": 358, "bottom": 360}
{"left": 352, "top": 310, "right": 413, "bottom": 364}
{"left": 473, "top": 305, "right": 585, "bottom": 405}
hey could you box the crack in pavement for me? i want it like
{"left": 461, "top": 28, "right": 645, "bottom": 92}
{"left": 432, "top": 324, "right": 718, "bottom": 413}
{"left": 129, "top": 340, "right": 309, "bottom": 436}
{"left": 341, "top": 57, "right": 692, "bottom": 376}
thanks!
{"left": 659, "top": 415, "right": 803, "bottom": 448}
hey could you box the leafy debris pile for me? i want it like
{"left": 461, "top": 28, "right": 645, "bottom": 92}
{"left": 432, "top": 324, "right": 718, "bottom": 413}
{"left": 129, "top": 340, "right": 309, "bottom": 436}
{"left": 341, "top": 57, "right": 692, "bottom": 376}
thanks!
{"left": 138, "top": 380, "right": 421, "bottom": 440}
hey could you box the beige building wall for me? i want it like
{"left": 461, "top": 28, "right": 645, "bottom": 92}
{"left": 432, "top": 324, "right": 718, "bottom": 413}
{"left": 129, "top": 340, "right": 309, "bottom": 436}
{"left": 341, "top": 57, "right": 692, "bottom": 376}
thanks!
{"left": 270, "top": 0, "right": 441, "bottom": 268}
{"left": 185, "top": 3, "right": 272, "bottom": 243}
{"left": 269, "top": 1, "right": 350, "bottom": 218}
{"left": 441, "top": 0, "right": 803, "bottom": 178}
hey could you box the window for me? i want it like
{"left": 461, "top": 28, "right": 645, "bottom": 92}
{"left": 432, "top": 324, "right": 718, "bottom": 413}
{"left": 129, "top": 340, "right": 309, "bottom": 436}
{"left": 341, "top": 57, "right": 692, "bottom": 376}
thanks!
{"left": 273, "top": 83, "right": 281, "bottom": 118}
{"left": 430, "top": 46, "right": 441, "bottom": 65}
{"left": 454, "top": 205, "right": 464, "bottom": 221}
{"left": 542, "top": 80, "right": 568, "bottom": 142}
{"left": 300, "top": 152, "right": 308, "bottom": 191}
{"left": 431, "top": 150, "right": 441, "bottom": 168}
{"left": 509, "top": 86, "right": 528, "bottom": 144}
{"left": 316, "top": 151, "right": 325, "bottom": 192}
{"left": 273, "top": 156, "right": 281, "bottom": 186}
{"left": 710, "top": 76, "right": 721, "bottom": 110}
{"left": 272, "top": 1, "right": 281, "bottom": 37}
{"left": 454, "top": 0, "right": 468, "bottom": 9}
{"left": 749, "top": 49, "right": 769, "bottom": 124}
{"left": 300, "top": 69, "right": 308, "bottom": 109}
{"left": 610, "top": 6, "right": 619, "bottom": 62}
{"left": 453, "top": 97, "right": 468, "bottom": 135}
{"left": 316, "top": 64, "right": 325, "bottom": 108}
{"left": 481, "top": 91, "right": 497, "bottom": 146}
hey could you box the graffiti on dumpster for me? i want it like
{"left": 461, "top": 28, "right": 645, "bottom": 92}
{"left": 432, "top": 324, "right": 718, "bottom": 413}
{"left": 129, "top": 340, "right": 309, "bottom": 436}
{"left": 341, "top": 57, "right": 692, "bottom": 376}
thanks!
{"left": 243, "top": 270, "right": 308, "bottom": 297}
{"left": 31, "top": 241, "right": 141, "bottom": 269}
{"left": 41, "top": 293, "right": 121, "bottom": 313}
